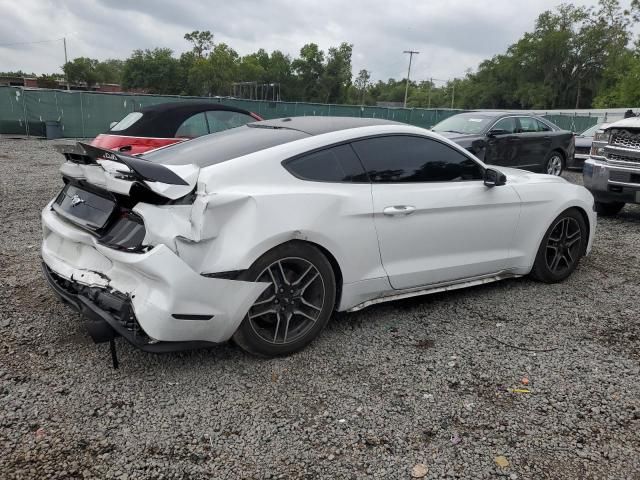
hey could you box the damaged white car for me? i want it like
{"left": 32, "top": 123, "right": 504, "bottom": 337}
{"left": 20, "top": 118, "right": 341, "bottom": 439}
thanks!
{"left": 42, "top": 117, "right": 596, "bottom": 358}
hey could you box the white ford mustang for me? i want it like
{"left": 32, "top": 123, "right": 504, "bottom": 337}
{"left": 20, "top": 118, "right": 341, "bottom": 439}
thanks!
{"left": 41, "top": 117, "right": 596, "bottom": 357}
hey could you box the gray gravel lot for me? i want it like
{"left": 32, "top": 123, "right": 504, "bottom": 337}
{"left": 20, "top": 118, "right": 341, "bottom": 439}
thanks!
{"left": 1, "top": 138, "right": 639, "bottom": 480}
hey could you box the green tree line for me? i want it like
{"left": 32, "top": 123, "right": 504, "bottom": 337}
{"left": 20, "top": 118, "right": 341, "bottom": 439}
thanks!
{"left": 5, "top": 0, "right": 640, "bottom": 108}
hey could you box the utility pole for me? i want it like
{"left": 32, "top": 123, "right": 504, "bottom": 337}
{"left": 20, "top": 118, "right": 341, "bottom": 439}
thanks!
{"left": 63, "top": 37, "right": 70, "bottom": 90}
{"left": 403, "top": 50, "right": 419, "bottom": 108}
{"left": 451, "top": 82, "right": 455, "bottom": 109}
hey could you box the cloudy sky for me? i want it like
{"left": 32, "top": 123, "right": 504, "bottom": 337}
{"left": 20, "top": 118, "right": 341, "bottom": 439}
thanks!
{"left": 0, "top": 0, "right": 628, "bottom": 85}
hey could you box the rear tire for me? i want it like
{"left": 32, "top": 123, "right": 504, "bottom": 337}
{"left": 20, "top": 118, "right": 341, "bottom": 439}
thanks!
{"left": 545, "top": 151, "right": 564, "bottom": 176}
{"left": 594, "top": 201, "right": 625, "bottom": 216}
{"left": 232, "top": 242, "right": 336, "bottom": 357}
{"left": 530, "top": 209, "right": 587, "bottom": 283}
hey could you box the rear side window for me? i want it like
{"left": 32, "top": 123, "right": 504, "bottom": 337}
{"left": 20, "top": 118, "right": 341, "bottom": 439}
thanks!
{"left": 517, "top": 117, "right": 541, "bottom": 133}
{"left": 284, "top": 144, "right": 368, "bottom": 182}
{"left": 206, "top": 110, "right": 256, "bottom": 133}
{"left": 351, "top": 135, "right": 483, "bottom": 183}
{"left": 110, "top": 112, "right": 143, "bottom": 131}
{"left": 176, "top": 113, "right": 209, "bottom": 138}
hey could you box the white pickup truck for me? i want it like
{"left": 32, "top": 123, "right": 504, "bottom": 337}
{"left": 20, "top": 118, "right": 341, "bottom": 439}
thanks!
{"left": 583, "top": 116, "right": 640, "bottom": 215}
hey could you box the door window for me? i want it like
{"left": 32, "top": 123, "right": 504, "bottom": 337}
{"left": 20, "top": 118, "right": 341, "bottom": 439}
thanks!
{"left": 175, "top": 113, "right": 209, "bottom": 138}
{"left": 491, "top": 117, "right": 516, "bottom": 134}
{"left": 536, "top": 119, "right": 552, "bottom": 132}
{"left": 284, "top": 144, "right": 368, "bottom": 182}
{"left": 351, "top": 135, "right": 483, "bottom": 183}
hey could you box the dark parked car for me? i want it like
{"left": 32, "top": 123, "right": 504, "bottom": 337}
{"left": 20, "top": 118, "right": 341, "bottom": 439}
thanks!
{"left": 432, "top": 112, "right": 575, "bottom": 176}
{"left": 92, "top": 102, "right": 263, "bottom": 155}
{"left": 572, "top": 122, "right": 608, "bottom": 170}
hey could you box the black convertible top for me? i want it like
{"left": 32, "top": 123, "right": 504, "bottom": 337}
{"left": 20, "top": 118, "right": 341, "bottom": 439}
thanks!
{"left": 109, "top": 102, "right": 257, "bottom": 138}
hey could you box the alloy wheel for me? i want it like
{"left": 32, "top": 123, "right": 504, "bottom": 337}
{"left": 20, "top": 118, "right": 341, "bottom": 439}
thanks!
{"left": 545, "top": 217, "right": 582, "bottom": 274}
{"left": 247, "top": 257, "right": 326, "bottom": 345}
{"left": 546, "top": 155, "right": 563, "bottom": 176}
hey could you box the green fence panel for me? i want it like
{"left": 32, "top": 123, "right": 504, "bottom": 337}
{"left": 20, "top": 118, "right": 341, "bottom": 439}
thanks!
{"left": 80, "top": 92, "right": 134, "bottom": 138}
{"left": 360, "top": 106, "right": 389, "bottom": 119}
{"left": 0, "top": 86, "right": 607, "bottom": 137}
{"left": 543, "top": 114, "right": 599, "bottom": 133}
{"left": 55, "top": 91, "right": 84, "bottom": 137}
{"left": 23, "top": 89, "right": 59, "bottom": 136}
{"left": 0, "top": 86, "right": 28, "bottom": 135}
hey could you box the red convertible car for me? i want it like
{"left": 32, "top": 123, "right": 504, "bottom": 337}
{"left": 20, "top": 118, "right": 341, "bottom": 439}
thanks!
{"left": 91, "top": 102, "right": 263, "bottom": 155}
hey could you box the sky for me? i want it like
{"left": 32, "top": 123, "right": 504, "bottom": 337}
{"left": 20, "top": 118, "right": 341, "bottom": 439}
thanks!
{"left": 0, "top": 0, "right": 629, "bottom": 86}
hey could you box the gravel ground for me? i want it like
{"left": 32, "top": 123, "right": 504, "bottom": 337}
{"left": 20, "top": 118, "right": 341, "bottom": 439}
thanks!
{"left": 1, "top": 138, "right": 639, "bottom": 480}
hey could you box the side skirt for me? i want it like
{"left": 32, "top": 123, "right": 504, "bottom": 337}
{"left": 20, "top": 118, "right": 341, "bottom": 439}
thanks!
{"left": 346, "top": 270, "right": 521, "bottom": 312}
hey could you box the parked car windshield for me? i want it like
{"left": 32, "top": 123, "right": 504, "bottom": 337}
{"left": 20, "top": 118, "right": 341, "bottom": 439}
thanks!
{"left": 579, "top": 123, "right": 603, "bottom": 137}
{"left": 432, "top": 114, "right": 494, "bottom": 134}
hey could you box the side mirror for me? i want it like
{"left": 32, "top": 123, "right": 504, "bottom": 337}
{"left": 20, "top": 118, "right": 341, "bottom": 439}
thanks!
{"left": 487, "top": 128, "right": 507, "bottom": 137}
{"left": 109, "top": 121, "right": 117, "bottom": 130}
{"left": 484, "top": 168, "right": 507, "bottom": 187}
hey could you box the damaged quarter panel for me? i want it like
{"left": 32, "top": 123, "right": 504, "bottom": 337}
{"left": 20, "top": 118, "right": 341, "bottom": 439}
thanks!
{"left": 179, "top": 134, "right": 387, "bottom": 286}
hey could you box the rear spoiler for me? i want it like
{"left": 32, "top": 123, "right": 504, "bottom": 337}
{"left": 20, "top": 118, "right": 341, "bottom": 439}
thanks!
{"left": 58, "top": 142, "right": 188, "bottom": 186}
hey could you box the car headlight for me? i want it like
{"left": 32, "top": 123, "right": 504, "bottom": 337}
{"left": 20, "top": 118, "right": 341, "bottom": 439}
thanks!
{"left": 590, "top": 144, "right": 606, "bottom": 157}
{"left": 593, "top": 130, "right": 609, "bottom": 143}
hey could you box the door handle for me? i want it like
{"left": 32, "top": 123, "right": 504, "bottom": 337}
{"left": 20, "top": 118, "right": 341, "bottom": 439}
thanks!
{"left": 383, "top": 205, "right": 416, "bottom": 216}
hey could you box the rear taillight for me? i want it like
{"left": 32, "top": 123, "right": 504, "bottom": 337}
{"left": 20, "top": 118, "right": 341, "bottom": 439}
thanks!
{"left": 98, "top": 211, "right": 147, "bottom": 252}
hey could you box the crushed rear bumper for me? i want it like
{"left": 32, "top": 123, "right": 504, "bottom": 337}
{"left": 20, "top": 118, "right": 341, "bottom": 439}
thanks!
{"left": 41, "top": 202, "right": 269, "bottom": 350}
{"left": 42, "top": 263, "right": 215, "bottom": 352}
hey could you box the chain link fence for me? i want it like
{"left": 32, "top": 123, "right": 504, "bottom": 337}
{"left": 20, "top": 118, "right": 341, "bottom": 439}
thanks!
{"left": 0, "top": 86, "right": 603, "bottom": 138}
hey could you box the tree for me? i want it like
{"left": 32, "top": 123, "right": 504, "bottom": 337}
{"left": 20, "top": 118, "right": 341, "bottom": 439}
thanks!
{"left": 36, "top": 74, "right": 62, "bottom": 88}
{"left": 238, "top": 53, "right": 267, "bottom": 82}
{"left": 292, "top": 43, "right": 325, "bottom": 102}
{"left": 184, "top": 30, "right": 214, "bottom": 58}
{"left": 321, "top": 42, "right": 353, "bottom": 103}
{"left": 95, "top": 59, "right": 124, "bottom": 84}
{"left": 122, "top": 49, "right": 182, "bottom": 94}
{"left": 354, "top": 69, "right": 371, "bottom": 105}
{"left": 62, "top": 57, "right": 99, "bottom": 87}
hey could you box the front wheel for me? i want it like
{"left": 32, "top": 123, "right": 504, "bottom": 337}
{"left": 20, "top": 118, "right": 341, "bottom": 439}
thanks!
{"left": 530, "top": 209, "right": 587, "bottom": 283}
{"left": 594, "top": 201, "right": 625, "bottom": 216}
{"left": 233, "top": 242, "right": 336, "bottom": 357}
{"left": 545, "top": 151, "right": 564, "bottom": 176}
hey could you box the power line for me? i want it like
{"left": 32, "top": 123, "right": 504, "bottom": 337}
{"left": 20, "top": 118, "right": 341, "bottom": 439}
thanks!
{"left": 0, "top": 37, "right": 65, "bottom": 47}
{"left": 1, "top": 35, "right": 71, "bottom": 90}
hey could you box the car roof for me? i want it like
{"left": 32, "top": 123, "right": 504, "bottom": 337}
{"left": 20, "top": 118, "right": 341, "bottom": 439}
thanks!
{"left": 250, "top": 116, "right": 403, "bottom": 135}
{"left": 144, "top": 117, "right": 407, "bottom": 168}
{"left": 108, "top": 101, "right": 256, "bottom": 138}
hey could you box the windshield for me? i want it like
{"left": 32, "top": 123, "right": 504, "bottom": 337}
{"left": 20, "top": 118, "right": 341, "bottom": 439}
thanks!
{"left": 579, "top": 123, "right": 602, "bottom": 137}
{"left": 109, "top": 112, "right": 143, "bottom": 131}
{"left": 432, "top": 114, "right": 493, "bottom": 134}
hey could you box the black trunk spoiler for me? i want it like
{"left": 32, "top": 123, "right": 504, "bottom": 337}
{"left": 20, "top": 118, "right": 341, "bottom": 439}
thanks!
{"left": 58, "top": 142, "right": 188, "bottom": 186}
